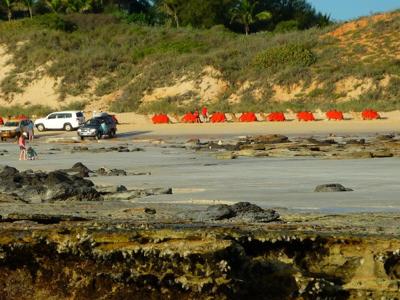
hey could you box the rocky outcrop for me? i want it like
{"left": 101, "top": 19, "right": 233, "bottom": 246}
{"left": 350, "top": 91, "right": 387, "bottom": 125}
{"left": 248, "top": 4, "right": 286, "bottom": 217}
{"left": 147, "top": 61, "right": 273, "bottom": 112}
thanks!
{"left": 0, "top": 166, "right": 101, "bottom": 203}
{"left": 0, "top": 223, "right": 400, "bottom": 299}
{"left": 193, "top": 134, "right": 400, "bottom": 160}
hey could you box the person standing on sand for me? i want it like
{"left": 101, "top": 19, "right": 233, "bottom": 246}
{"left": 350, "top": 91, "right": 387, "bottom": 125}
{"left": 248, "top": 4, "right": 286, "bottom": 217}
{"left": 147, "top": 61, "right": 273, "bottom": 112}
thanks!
{"left": 27, "top": 121, "right": 34, "bottom": 141}
{"left": 201, "top": 107, "right": 208, "bottom": 123}
{"left": 193, "top": 110, "right": 201, "bottom": 123}
{"left": 18, "top": 132, "right": 27, "bottom": 160}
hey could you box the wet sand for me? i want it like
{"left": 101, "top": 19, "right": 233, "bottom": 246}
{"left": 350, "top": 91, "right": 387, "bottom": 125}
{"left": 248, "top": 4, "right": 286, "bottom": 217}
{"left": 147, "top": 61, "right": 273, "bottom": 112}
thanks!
{"left": 1, "top": 137, "right": 399, "bottom": 214}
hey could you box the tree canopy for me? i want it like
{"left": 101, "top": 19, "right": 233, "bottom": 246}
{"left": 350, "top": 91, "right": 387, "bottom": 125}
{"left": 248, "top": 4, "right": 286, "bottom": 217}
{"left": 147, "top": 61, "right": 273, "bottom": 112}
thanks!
{"left": 0, "top": 0, "right": 331, "bottom": 34}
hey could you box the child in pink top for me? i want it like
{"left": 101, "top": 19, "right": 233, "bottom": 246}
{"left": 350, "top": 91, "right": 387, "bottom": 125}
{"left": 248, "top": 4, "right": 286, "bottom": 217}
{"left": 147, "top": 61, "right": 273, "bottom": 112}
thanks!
{"left": 18, "top": 133, "right": 27, "bottom": 160}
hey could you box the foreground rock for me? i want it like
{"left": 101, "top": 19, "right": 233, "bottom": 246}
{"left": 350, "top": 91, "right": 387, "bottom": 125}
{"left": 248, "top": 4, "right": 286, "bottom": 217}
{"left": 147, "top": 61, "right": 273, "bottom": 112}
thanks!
{"left": 0, "top": 165, "right": 101, "bottom": 203}
{"left": 0, "top": 222, "right": 399, "bottom": 299}
{"left": 314, "top": 184, "right": 353, "bottom": 192}
{"left": 197, "top": 202, "right": 280, "bottom": 223}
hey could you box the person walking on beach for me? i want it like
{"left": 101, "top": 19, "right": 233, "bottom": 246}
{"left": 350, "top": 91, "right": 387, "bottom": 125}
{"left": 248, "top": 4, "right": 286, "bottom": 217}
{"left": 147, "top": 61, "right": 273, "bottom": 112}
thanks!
{"left": 193, "top": 110, "right": 201, "bottom": 123}
{"left": 27, "top": 120, "right": 34, "bottom": 141}
{"left": 100, "top": 120, "right": 108, "bottom": 137}
{"left": 18, "top": 132, "right": 27, "bottom": 160}
{"left": 201, "top": 107, "right": 208, "bottom": 123}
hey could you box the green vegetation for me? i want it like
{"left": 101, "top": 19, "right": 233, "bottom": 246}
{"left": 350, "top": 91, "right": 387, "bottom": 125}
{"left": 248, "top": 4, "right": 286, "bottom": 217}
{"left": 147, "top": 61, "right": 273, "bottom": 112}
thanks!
{"left": 0, "top": 7, "right": 399, "bottom": 114}
{"left": 0, "top": 104, "right": 52, "bottom": 117}
{"left": 254, "top": 44, "right": 316, "bottom": 70}
{"left": 0, "top": 0, "right": 331, "bottom": 31}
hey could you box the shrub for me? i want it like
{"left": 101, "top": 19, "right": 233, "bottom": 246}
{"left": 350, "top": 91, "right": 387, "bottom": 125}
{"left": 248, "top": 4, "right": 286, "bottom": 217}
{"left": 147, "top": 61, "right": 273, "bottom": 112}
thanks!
{"left": 32, "top": 14, "right": 77, "bottom": 32}
{"left": 274, "top": 20, "right": 299, "bottom": 33}
{"left": 254, "top": 44, "right": 316, "bottom": 70}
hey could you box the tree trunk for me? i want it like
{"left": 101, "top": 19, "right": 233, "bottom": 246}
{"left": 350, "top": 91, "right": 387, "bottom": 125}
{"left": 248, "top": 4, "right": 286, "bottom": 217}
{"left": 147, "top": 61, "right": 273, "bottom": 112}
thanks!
{"left": 28, "top": 6, "right": 33, "bottom": 18}
{"left": 7, "top": 8, "right": 12, "bottom": 21}
{"left": 245, "top": 24, "right": 249, "bottom": 35}
{"left": 174, "top": 11, "right": 179, "bottom": 28}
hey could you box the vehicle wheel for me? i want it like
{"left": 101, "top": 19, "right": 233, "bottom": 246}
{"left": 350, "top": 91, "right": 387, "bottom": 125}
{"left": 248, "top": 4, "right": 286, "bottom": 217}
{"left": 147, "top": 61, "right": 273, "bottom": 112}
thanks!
{"left": 64, "top": 123, "right": 73, "bottom": 131}
{"left": 37, "top": 124, "right": 45, "bottom": 132}
{"left": 80, "top": 136, "right": 84, "bottom": 141}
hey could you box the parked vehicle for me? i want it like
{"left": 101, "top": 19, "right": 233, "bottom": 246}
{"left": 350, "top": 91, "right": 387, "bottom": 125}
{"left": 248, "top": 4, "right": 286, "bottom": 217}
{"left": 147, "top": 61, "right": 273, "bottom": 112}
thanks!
{"left": 0, "top": 119, "right": 33, "bottom": 141}
{"left": 77, "top": 114, "right": 117, "bottom": 140}
{"left": 34, "top": 111, "right": 85, "bottom": 131}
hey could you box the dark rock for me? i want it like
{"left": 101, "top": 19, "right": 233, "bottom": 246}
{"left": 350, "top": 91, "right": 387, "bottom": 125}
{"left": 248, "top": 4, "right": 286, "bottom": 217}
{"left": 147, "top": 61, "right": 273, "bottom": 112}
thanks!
{"left": 71, "top": 162, "right": 92, "bottom": 177}
{"left": 199, "top": 205, "right": 235, "bottom": 221}
{"left": 198, "top": 202, "right": 280, "bottom": 223}
{"left": 46, "top": 171, "right": 73, "bottom": 186}
{"left": 231, "top": 202, "right": 280, "bottom": 222}
{"left": 231, "top": 202, "right": 264, "bottom": 214}
{"left": 314, "top": 184, "right": 353, "bottom": 192}
{"left": 96, "top": 167, "right": 127, "bottom": 176}
{"left": 0, "top": 166, "right": 101, "bottom": 203}
{"left": 144, "top": 208, "right": 157, "bottom": 215}
{"left": 0, "top": 165, "right": 19, "bottom": 178}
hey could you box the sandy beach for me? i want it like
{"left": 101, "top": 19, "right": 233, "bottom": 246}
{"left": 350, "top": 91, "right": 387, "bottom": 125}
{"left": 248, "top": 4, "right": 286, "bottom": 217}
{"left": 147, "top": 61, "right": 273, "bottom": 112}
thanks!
{"left": 110, "top": 111, "right": 400, "bottom": 138}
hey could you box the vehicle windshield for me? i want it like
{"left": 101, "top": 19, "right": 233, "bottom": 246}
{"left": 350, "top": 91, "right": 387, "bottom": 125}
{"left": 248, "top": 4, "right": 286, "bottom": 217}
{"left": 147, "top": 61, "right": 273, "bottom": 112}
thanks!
{"left": 85, "top": 119, "right": 101, "bottom": 126}
{"left": 4, "top": 122, "right": 19, "bottom": 127}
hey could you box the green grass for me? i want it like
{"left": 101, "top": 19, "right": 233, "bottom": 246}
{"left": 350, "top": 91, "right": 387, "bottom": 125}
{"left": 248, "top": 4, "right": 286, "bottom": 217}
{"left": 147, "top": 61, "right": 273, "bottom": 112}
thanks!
{"left": 0, "top": 12, "right": 400, "bottom": 113}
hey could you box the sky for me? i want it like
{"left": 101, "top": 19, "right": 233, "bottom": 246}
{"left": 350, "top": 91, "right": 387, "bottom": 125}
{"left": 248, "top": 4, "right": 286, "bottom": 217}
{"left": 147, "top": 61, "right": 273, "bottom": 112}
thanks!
{"left": 308, "top": 0, "right": 400, "bottom": 21}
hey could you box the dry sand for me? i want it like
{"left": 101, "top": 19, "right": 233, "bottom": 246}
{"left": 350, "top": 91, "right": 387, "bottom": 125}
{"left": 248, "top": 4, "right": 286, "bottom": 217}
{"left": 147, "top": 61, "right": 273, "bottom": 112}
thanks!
{"left": 112, "top": 111, "right": 400, "bottom": 138}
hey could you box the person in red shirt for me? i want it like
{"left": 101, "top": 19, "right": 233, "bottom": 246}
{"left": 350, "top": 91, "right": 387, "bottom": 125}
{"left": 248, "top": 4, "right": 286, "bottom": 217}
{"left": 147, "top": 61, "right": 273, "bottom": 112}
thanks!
{"left": 193, "top": 110, "right": 200, "bottom": 123}
{"left": 201, "top": 107, "right": 208, "bottom": 122}
{"left": 0, "top": 117, "right": 3, "bottom": 125}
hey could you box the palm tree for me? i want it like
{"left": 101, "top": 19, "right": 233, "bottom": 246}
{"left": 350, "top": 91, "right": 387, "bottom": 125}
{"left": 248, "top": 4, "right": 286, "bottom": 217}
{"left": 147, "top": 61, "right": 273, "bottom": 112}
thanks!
{"left": 45, "top": 0, "right": 65, "bottom": 13}
{"left": 159, "top": 0, "right": 181, "bottom": 28}
{"left": 64, "top": 0, "right": 102, "bottom": 13}
{"left": 230, "top": 0, "right": 272, "bottom": 35}
{"left": 23, "top": 0, "right": 35, "bottom": 18}
{"left": 2, "top": 0, "right": 13, "bottom": 21}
